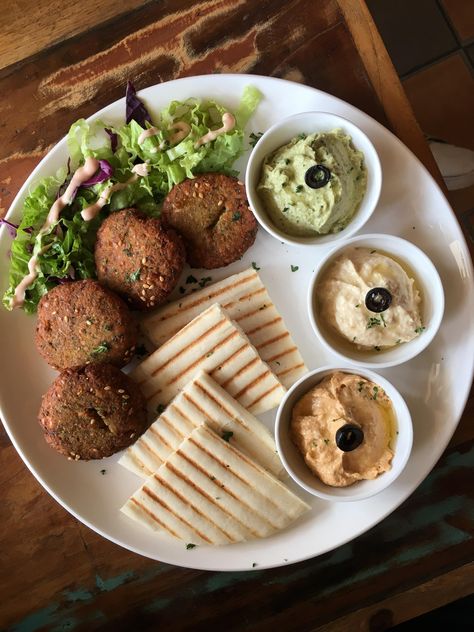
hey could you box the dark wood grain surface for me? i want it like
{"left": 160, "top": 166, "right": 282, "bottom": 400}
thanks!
{"left": 1, "top": 1, "right": 472, "bottom": 630}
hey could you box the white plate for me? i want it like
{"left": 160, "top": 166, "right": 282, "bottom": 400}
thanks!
{"left": 1, "top": 74, "right": 473, "bottom": 571}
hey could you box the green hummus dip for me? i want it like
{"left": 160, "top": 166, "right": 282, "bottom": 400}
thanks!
{"left": 257, "top": 129, "right": 367, "bottom": 237}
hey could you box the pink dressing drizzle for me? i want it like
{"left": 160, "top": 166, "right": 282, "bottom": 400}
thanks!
{"left": 168, "top": 121, "right": 191, "bottom": 144}
{"left": 11, "top": 157, "right": 100, "bottom": 308}
{"left": 194, "top": 113, "right": 236, "bottom": 148}
{"left": 11, "top": 245, "right": 52, "bottom": 308}
{"left": 137, "top": 126, "right": 160, "bottom": 145}
{"left": 81, "top": 163, "right": 150, "bottom": 221}
{"left": 138, "top": 121, "right": 191, "bottom": 151}
{"left": 44, "top": 157, "right": 99, "bottom": 229}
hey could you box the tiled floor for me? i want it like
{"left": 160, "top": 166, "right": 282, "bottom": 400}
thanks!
{"left": 367, "top": 0, "right": 474, "bottom": 243}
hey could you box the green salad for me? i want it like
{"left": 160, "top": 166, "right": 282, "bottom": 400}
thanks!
{"left": 3, "top": 83, "right": 262, "bottom": 313}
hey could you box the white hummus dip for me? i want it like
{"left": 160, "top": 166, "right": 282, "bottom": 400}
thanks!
{"left": 316, "top": 247, "right": 423, "bottom": 350}
{"left": 291, "top": 372, "right": 395, "bottom": 487}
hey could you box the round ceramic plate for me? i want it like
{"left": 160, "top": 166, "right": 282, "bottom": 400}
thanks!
{"left": 1, "top": 74, "right": 473, "bottom": 571}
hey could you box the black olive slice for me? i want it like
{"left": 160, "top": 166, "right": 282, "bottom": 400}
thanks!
{"left": 335, "top": 424, "right": 364, "bottom": 452}
{"left": 365, "top": 287, "right": 392, "bottom": 313}
{"left": 304, "top": 165, "right": 331, "bottom": 189}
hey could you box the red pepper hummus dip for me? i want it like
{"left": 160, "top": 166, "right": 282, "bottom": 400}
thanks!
{"left": 290, "top": 371, "right": 395, "bottom": 487}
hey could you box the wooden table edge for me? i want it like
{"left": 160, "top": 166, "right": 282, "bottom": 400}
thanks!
{"left": 339, "top": 0, "right": 446, "bottom": 193}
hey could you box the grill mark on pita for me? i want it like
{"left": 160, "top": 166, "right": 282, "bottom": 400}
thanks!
{"left": 192, "top": 380, "right": 248, "bottom": 430}
{"left": 142, "top": 485, "right": 213, "bottom": 543}
{"left": 276, "top": 362, "right": 306, "bottom": 378}
{"left": 225, "top": 287, "right": 267, "bottom": 313}
{"left": 153, "top": 471, "right": 233, "bottom": 542}
{"left": 220, "top": 357, "right": 260, "bottom": 389}
{"left": 231, "top": 368, "right": 275, "bottom": 399}
{"left": 187, "top": 435, "right": 282, "bottom": 524}
{"left": 137, "top": 436, "right": 167, "bottom": 466}
{"left": 147, "top": 317, "right": 228, "bottom": 378}
{"left": 166, "top": 458, "right": 259, "bottom": 538}
{"left": 209, "top": 343, "right": 248, "bottom": 374}
{"left": 266, "top": 347, "right": 298, "bottom": 363}
{"left": 146, "top": 271, "right": 258, "bottom": 324}
{"left": 247, "top": 383, "right": 283, "bottom": 411}
{"left": 127, "top": 450, "right": 153, "bottom": 477}
{"left": 166, "top": 329, "right": 240, "bottom": 387}
{"left": 157, "top": 415, "right": 187, "bottom": 441}
{"left": 257, "top": 331, "right": 290, "bottom": 350}
{"left": 246, "top": 316, "right": 283, "bottom": 336}
{"left": 169, "top": 403, "right": 195, "bottom": 427}
{"left": 129, "top": 497, "right": 181, "bottom": 539}
{"left": 144, "top": 330, "right": 241, "bottom": 403}
{"left": 135, "top": 308, "right": 222, "bottom": 384}
{"left": 147, "top": 425, "right": 174, "bottom": 450}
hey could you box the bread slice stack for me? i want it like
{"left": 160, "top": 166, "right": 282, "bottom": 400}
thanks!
{"left": 120, "top": 268, "right": 310, "bottom": 545}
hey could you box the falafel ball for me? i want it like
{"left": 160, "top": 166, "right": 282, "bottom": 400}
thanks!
{"left": 94, "top": 208, "right": 185, "bottom": 310}
{"left": 35, "top": 279, "right": 137, "bottom": 370}
{"left": 38, "top": 364, "right": 148, "bottom": 460}
{"left": 161, "top": 173, "right": 258, "bottom": 269}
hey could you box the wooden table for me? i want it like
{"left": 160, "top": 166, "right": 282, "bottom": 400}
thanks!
{"left": 1, "top": 1, "right": 473, "bottom": 630}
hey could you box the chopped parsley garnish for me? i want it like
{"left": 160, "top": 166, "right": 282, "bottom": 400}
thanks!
{"left": 396, "top": 339, "right": 401, "bottom": 344}
{"left": 186, "top": 543, "right": 197, "bottom": 550}
{"left": 123, "top": 246, "right": 133, "bottom": 257}
{"left": 352, "top": 336, "right": 357, "bottom": 341}
{"left": 199, "top": 276, "right": 212, "bottom": 288}
{"left": 290, "top": 265, "right": 299, "bottom": 272}
{"left": 135, "top": 343, "right": 149, "bottom": 358}
{"left": 249, "top": 132, "right": 263, "bottom": 147}
{"left": 355, "top": 304, "right": 360, "bottom": 308}
{"left": 104, "top": 323, "right": 112, "bottom": 331}
{"left": 156, "top": 404, "right": 166, "bottom": 415}
{"left": 297, "top": 133, "right": 307, "bottom": 140}
{"left": 206, "top": 351, "right": 214, "bottom": 358}
{"left": 283, "top": 207, "right": 289, "bottom": 213}
{"left": 222, "top": 430, "right": 234, "bottom": 442}
{"left": 126, "top": 268, "right": 141, "bottom": 283}
{"left": 372, "top": 386, "right": 379, "bottom": 400}
{"left": 232, "top": 212, "right": 241, "bottom": 222}
{"left": 370, "top": 249, "right": 376, "bottom": 254}
{"left": 295, "top": 185, "right": 304, "bottom": 193}
{"left": 186, "top": 275, "right": 198, "bottom": 284}
{"left": 374, "top": 345, "right": 381, "bottom": 352}
{"left": 100, "top": 469, "right": 106, "bottom": 475}
{"left": 91, "top": 341, "right": 110, "bottom": 356}
{"left": 323, "top": 438, "right": 330, "bottom": 445}
{"left": 311, "top": 439, "right": 318, "bottom": 448}
{"left": 357, "top": 381, "right": 364, "bottom": 392}
{"left": 251, "top": 262, "right": 260, "bottom": 271}
{"left": 259, "top": 304, "right": 266, "bottom": 311}
{"left": 285, "top": 159, "right": 291, "bottom": 165}
{"left": 380, "top": 314, "right": 387, "bottom": 328}
{"left": 414, "top": 326, "right": 426, "bottom": 334}
{"left": 367, "top": 316, "right": 382, "bottom": 329}
{"left": 252, "top": 562, "right": 258, "bottom": 568}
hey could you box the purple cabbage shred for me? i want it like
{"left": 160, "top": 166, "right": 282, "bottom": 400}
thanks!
{"left": 57, "top": 158, "right": 72, "bottom": 199}
{"left": 105, "top": 128, "right": 118, "bottom": 153}
{"left": 81, "top": 160, "right": 114, "bottom": 187}
{"left": 0, "top": 218, "right": 19, "bottom": 238}
{"left": 125, "top": 81, "right": 152, "bottom": 126}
